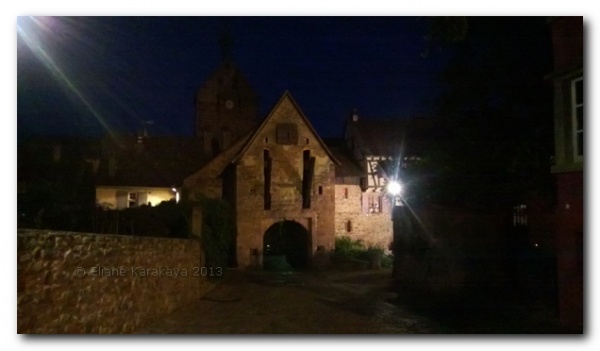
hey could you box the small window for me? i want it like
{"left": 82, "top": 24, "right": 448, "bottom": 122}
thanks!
{"left": 368, "top": 194, "right": 381, "bottom": 213}
{"left": 346, "top": 220, "right": 352, "bottom": 232}
{"left": 344, "top": 187, "right": 349, "bottom": 199}
{"left": 265, "top": 137, "right": 269, "bottom": 144}
{"left": 276, "top": 123, "right": 298, "bottom": 145}
{"left": 306, "top": 138, "right": 309, "bottom": 144}
{"left": 128, "top": 192, "right": 138, "bottom": 208}
{"left": 318, "top": 186, "right": 323, "bottom": 195}
{"left": 513, "top": 204, "right": 528, "bottom": 227}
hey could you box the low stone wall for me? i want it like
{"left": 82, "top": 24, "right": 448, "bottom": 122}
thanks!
{"left": 17, "top": 229, "right": 213, "bottom": 334}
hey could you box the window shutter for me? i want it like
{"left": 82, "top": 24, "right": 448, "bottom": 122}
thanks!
{"left": 276, "top": 123, "right": 298, "bottom": 145}
{"left": 381, "top": 194, "right": 390, "bottom": 214}
{"left": 361, "top": 193, "right": 369, "bottom": 213}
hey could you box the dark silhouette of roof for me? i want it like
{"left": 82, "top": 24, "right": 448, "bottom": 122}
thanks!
{"left": 96, "top": 135, "right": 209, "bottom": 187}
{"left": 324, "top": 138, "right": 364, "bottom": 178}
{"left": 346, "top": 117, "right": 436, "bottom": 158}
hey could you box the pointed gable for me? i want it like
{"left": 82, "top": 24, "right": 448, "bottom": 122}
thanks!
{"left": 232, "top": 91, "right": 340, "bottom": 165}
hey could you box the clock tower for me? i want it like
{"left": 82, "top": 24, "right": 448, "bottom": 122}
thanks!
{"left": 194, "top": 33, "right": 259, "bottom": 156}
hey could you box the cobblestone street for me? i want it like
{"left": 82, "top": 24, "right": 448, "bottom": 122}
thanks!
{"left": 135, "top": 268, "right": 448, "bottom": 334}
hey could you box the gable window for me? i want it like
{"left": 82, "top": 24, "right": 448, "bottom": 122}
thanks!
{"left": 572, "top": 77, "right": 583, "bottom": 160}
{"left": 276, "top": 123, "right": 298, "bottom": 145}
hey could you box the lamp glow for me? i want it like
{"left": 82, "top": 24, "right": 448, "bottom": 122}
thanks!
{"left": 387, "top": 181, "right": 402, "bottom": 196}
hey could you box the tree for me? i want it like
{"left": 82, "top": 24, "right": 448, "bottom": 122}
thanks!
{"left": 416, "top": 17, "right": 555, "bottom": 208}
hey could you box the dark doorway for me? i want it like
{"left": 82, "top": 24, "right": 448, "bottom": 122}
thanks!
{"left": 263, "top": 220, "right": 310, "bottom": 269}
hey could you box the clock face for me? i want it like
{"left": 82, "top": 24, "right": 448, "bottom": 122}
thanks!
{"left": 225, "top": 99, "right": 234, "bottom": 109}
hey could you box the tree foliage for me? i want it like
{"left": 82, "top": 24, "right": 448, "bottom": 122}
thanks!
{"left": 195, "top": 196, "right": 236, "bottom": 268}
{"left": 415, "top": 17, "right": 555, "bottom": 208}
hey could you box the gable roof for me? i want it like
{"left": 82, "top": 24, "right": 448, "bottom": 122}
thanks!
{"left": 231, "top": 91, "right": 340, "bottom": 165}
{"left": 184, "top": 91, "right": 341, "bottom": 184}
{"left": 325, "top": 139, "right": 364, "bottom": 178}
{"left": 183, "top": 131, "right": 252, "bottom": 186}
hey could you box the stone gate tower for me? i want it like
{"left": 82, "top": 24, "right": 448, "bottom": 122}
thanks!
{"left": 194, "top": 32, "right": 259, "bottom": 156}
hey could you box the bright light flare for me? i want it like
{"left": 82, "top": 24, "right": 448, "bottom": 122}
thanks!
{"left": 387, "top": 181, "right": 402, "bottom": 196}
{"left": 17, "top": 16, "right": 122, "bottom": 145}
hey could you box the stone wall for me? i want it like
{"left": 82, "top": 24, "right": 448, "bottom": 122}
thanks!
{"left": 17, "top": 229, "right": 212, "bottom": 334}
{"left": 334, "top": 184, "right": 393, "bottom": 251}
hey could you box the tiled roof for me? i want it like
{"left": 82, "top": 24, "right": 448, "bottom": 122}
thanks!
{"left": 325, "top": 139, "right": 364, "bottom": 178}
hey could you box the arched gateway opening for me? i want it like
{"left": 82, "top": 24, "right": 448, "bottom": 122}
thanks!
{"left": 263, "top": 220, "right": 310, "bottom": 269}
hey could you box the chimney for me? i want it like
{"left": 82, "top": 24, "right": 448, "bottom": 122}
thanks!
{"left": 351, "top": 108, "right": 359, "bottom": 122}
{"left": 52, "top": 144, "right": 62, "bottom": 163}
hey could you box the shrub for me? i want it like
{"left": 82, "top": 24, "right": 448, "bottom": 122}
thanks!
{"left": 195, "top": 196, "right": 236, "bottom": 269}
{"left": 334, "top": 236, "right": 391, "bottom": 270}
{"left": 381, "top": 254, "right": 393, "bottom": 268}
{"left": 335, "top": 236, "right": 366, "bottom": 259}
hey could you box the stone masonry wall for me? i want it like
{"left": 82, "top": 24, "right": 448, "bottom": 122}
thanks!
{"left": 235, "top": 95, "right": 336, "bottom": 266}
{"left": 17, "top": 229, "right": 212, "bottom": 334}
{"left": 334, "top": 185, "right": 393, "bottom": 251}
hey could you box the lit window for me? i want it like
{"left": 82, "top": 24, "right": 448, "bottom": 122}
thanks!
{"left": 128, "top": 192, "right": 137, "bottom": 208}
{"left": 368, "top": 194, "right": 381, "bottom": 213}
{"left": 572, "top": 77, "right": 583, "bottom": 159}
{"left": 513, "top": 204, "right": 528, "bottom": 227}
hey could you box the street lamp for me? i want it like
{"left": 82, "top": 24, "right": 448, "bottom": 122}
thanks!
{"left": 387, "top": 181, "right": 402, "bottom": 196}
{"left": 386, "top": 180, "right": 403, "bottom": 206}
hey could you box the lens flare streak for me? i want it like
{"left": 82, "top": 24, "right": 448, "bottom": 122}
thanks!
{"left": 17, "top": 16, "right": 123, "bottom": 147}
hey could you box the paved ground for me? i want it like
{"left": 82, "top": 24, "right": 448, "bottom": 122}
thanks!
{"left": 134, "top": 268, "right": 449, "bottom": 334}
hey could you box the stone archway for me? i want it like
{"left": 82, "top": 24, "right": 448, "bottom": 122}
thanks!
{"left": 263, "top": 220, "right": 310, "bottom": 269}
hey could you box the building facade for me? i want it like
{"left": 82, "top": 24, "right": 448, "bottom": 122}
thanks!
{"left": 548, "top": 16, "right": 583, "bottom": 331}
{"left": 185, "top": 92, "right": 340, "bottom": 267}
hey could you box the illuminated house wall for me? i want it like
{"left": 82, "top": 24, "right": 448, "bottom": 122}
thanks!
{"left": 95, "top": 186, "right": 176, "bottom": 210}
{"left": 334, "top": 184, "right": 393, "bottom": 251}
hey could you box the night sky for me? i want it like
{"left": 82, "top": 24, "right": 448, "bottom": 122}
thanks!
{"left": 17, "top": 15, "right": 560, "bottom": 144}
{"left": 17, "top": 16, "right": 456, "bottom": 140}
